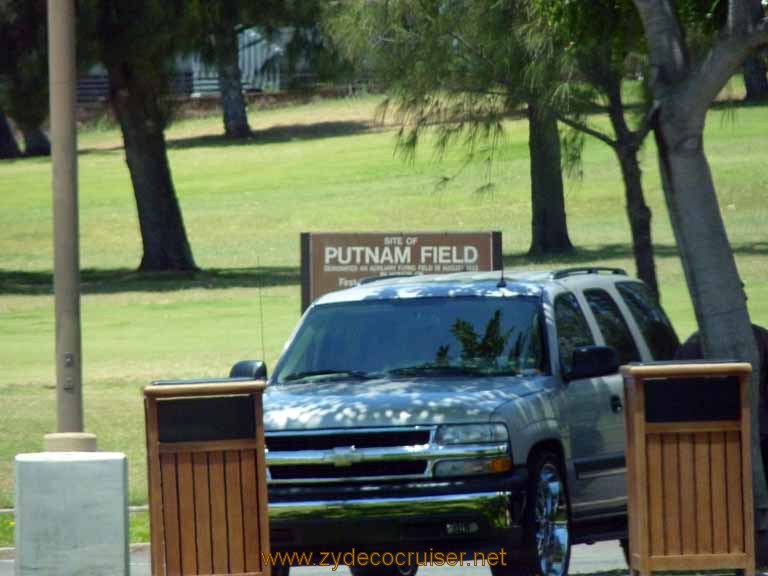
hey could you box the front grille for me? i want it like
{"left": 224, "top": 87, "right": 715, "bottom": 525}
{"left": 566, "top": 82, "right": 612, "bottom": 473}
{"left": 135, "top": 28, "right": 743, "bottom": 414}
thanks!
{"left": 266, "top": 430, "right": 430, "bottom": 451}
{"left": 266, "top": 427, "right": 434, "bottom": 483}
{"left": 270, "top": 460, "right": 428, "bottom": 480}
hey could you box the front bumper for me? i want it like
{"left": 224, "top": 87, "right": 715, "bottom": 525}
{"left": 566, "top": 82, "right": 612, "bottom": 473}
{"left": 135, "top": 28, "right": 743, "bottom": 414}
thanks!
{"left": 268, "top": 473, "right": 527, "bottom": 553}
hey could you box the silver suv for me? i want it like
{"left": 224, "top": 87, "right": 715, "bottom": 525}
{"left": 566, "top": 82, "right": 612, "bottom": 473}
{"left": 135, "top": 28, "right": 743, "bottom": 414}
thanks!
{"left": 238, "top": 267, "right": 679, "bottom": 576}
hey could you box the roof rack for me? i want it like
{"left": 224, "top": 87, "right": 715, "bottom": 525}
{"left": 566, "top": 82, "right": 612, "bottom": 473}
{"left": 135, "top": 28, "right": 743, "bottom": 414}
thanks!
{"left": 551, "top": 267, "right": 627, "bottom": 280}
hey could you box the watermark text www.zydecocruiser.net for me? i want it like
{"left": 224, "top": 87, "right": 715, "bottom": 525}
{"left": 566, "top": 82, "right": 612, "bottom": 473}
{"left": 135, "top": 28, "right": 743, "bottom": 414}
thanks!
{"left": 262, "top": 549, "right": 509, "bottom": 571}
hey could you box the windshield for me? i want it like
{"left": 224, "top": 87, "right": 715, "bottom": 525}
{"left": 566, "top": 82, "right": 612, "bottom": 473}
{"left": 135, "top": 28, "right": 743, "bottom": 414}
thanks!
{"left": 272, "top": 296, "right": 545, "bottom": 384}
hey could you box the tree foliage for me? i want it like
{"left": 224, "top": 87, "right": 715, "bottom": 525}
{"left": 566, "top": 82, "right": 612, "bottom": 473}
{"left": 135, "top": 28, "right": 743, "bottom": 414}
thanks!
{"left": 183, "top": 0, "right": 285, "bottom": 138}
{"left": 0, "top": 0, "right": 50, "bottom": 156}
{"left": 0, "top": 108, "right": 20, "bottom": 159}
{"left": 183, "top": 1, "right": 349, "bottom": 136}
{"left": 526, "top": 0, "right": 644, "bottom": 113}
{"left": 329, "top": 0, "right": 528, "bottom": 158}
{"left": 327, "top": 0, "right": 574, "bottom": 255}
{"left": 523, "top": 0, "right": 664, "bottom": 295}
{"left": 79, "top": 0, "right": 197, "bottom": 131}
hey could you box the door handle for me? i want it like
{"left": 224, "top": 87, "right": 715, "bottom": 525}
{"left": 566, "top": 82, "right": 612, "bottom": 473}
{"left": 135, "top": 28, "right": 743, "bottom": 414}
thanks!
{"left": 610, "top": 395, "right": 623, "bottom": 413}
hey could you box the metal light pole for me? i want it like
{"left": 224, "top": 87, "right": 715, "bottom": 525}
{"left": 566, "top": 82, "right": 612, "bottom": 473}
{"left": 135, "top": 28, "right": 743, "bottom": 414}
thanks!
{"left": 45, "top": 0, "right": 95, "bottom": 451}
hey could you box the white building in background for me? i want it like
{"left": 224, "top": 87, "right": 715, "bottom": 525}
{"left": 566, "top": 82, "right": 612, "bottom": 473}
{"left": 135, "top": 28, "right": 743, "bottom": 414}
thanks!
{"left": 77, "top": 28, "right": 289, "bottom": 103}
{"left": 182, "top": 27, "right": 287, "bottom": 96}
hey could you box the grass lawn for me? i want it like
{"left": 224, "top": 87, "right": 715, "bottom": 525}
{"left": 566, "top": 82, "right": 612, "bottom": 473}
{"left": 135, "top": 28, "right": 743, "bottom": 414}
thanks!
{"left": 0, "top": 514, "right": 12, "bottom": 547}
{"left": 1, "top": 94, "right": 767, "bottom": 514}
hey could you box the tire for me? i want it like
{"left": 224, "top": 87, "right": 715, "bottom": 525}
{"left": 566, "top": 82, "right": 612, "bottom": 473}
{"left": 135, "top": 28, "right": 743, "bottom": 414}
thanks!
{"left": 350, "top": 564, "right": 418, "bottom": 576}
{"left": 491, "top": 451, "right": 572, "bottom": 576}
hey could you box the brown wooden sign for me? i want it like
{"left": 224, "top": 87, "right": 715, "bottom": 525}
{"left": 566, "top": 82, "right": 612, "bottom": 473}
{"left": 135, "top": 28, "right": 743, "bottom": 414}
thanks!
{"left": 300, "top": 231, "right": 502, "bottom": 311}
{"left": 622, "top": 362, "right": 754, "bottom": 576}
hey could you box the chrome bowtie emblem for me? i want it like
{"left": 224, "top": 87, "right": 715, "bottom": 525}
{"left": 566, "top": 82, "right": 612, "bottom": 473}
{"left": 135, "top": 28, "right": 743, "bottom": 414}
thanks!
{"left": 326, "top": 446, "right": 362, "bottom": 467}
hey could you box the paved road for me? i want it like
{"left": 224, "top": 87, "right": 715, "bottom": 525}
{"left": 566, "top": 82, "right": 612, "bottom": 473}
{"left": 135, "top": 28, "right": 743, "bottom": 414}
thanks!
{"left": 0, "top": 540, "right": 627, "bottom": 575}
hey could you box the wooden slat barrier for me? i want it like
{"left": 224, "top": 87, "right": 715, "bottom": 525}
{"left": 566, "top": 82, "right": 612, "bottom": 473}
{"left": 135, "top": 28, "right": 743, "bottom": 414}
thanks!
{"left": 622, "top": 362, "right": 754, "bottom": 576}
{"left": 144, "top": 381, "right": 270, "bottom": 576}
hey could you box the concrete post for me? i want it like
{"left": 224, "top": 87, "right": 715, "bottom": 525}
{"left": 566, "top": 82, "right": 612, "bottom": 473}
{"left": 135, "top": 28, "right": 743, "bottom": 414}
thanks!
{"left": 47, "top": 0, "right": 89, "bottom": 442}
{"left": 15, "top": 453, "right": 129, "bottom": 575}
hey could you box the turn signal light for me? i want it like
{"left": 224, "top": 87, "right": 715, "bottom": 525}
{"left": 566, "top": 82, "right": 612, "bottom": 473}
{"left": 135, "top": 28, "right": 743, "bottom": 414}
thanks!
{"left": 433, "top": 456, "right": 512, "bottom": 477}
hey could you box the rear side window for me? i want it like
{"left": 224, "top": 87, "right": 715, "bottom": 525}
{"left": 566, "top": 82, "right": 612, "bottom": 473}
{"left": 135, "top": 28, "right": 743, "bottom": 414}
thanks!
{"left": 584, "top": 289, "right": 640, "bottom": 365}
{"left": 616, "top": 282, "right": 679, "bottom": 360}
{"left": 554, "top": 293, "right": 595, "bottom": 374}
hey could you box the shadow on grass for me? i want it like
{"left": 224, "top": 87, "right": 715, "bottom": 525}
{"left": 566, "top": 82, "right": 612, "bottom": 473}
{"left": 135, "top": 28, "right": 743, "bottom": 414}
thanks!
{"left": 77, "top": 120, "right": 374, "bottom": 156}
{"left": 0, "top": 266, "right": 300, "bottom": 296}
{"left": 168, "top": 120, "right": 374, "bottom": 150}
{"left": 3, "top": 241, "right": 766, "bottom": 296}
{"left": 503, "top": 242, "right": 768, "bottom": 268}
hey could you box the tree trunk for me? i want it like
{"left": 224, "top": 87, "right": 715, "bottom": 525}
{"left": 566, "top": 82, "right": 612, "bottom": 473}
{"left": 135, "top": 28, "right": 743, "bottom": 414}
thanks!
{"left": 216, "top": 28, "right": 251, "bottom": 139}
{"left": 632, "top": 0, "right": 768, "bottom": 555}
{"left": 527, "top": 104, "right": 573, "bottom": 256}
{"left": 22, "top": 127, "right": 51, "bottom": 157}
{"left": 616, "top": 149, "right": 659, "bottom": 298}
{"left": 654, "top": 108, "right": 759, "bottom": 397}
{"left": 108, "top": 68, "right": 197, "bottom": 272}
{"left": 655, "top": 105, "right": 768, "bottom": 552}
{"left": 603, "top": 73, "right": 660, "bottom": 298}
{"left": 744, "top": 54, "right": 768, "bottom": 100}
{"left": 0, "top": 110, "right": 21, "bottom": 159}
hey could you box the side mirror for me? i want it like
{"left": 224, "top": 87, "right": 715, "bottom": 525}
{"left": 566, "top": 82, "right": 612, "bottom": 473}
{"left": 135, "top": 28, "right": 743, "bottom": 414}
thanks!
{"left": 565, "top": 346, "right": 619, "bottom": 381}
{"left": 229, "top": 360, "right": 268, "bottom": 380}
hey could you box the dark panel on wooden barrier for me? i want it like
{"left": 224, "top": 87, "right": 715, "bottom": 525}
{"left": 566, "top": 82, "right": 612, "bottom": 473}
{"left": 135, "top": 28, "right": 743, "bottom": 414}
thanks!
{"left": 644, "top": 376, "right": 740, "bottom": 423}
{"left": 158, "top": 395, "right": 255, "bottom": 443}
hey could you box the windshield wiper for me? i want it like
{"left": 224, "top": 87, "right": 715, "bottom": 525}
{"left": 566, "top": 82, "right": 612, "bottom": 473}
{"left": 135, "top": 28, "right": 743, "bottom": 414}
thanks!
{"left": 387, "top": 365, "right": 485, "bottom": 376}
{"left": 387, "top": 364, "right": 519, "bottom": 377}
{"left": 281, "top": 369, "right": 377, "bottom": 383}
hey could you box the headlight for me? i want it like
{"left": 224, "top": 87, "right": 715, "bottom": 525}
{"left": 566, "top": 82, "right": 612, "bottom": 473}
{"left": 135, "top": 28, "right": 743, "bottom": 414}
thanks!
{"left": 435, "top": 423, "right": 509, "bottom": 445}
{"left": 433, "top": 457, "right": 512, "bottom": 478}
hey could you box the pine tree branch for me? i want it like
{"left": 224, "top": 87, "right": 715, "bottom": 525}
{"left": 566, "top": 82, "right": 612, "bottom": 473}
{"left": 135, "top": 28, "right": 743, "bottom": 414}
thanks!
{"left": 556, "top": 115, "right": 617, "bottom": 149}
{"left": 449, "top": 30, "right": 501, "bottom": 78}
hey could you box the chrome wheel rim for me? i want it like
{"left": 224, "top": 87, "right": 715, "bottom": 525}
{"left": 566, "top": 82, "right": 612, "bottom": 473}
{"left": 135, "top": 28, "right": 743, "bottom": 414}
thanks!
{"left": 534, "top": 462, "right": 569, "bottom": 576}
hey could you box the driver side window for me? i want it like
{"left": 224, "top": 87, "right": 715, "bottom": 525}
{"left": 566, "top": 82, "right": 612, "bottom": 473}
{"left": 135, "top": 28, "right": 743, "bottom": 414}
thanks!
{"left": 554, "top": 293, "right": 595, "bottom": 374}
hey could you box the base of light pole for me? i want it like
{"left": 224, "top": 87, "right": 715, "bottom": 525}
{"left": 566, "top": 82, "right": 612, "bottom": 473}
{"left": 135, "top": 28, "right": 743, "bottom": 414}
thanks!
{"left": 15, "top": 451, "right": 129, "bottom": 576}
{"left": 44, "top": 432, "right": 97, "bottom": 452}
